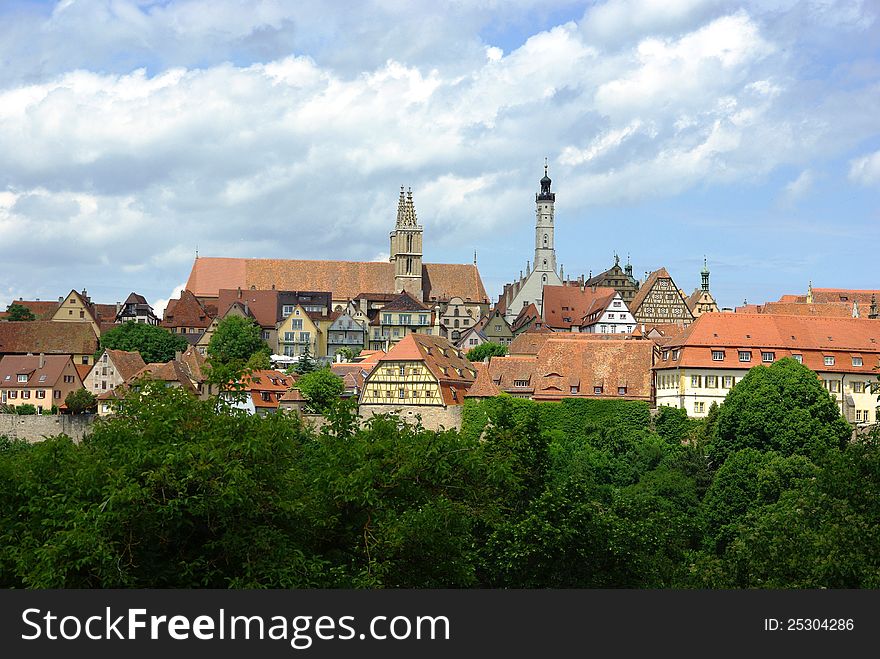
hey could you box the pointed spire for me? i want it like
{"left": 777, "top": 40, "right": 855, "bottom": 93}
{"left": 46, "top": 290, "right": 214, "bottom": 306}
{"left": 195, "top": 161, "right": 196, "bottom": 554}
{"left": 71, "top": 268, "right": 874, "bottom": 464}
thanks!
{"left": 396, "top": 186, "right": 407, "bottom": 227}
{"left": 473, "top": 249, "right": 477, "bottom": 266}
{"left": 195, "top": 244, "right": 199, "bottom": 259}
{"left": 701, "top": 256, "right": 710, "bottom": 292}
{"left": 559, "top": 263, "right": 564, "bottom": 280}
{"left": 526, "top": 260, "right": 530, "bottom": 275}
{"left": 406, "top": 187, "right": 417, "bottom": 226}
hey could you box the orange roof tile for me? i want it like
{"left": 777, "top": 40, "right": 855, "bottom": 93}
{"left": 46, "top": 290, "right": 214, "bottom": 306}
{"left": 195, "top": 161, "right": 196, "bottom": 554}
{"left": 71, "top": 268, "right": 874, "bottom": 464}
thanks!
{"left": 217, "top": 289, "right": 279, "bottom": 327}
{"left": 0, "top": 354, "right": 78, "bottom": 388}
{"left": 104, "top": 349, "right": 147, "bottom": 381}
{"left": 760, "top": 302, "right": 854, "bottom": 318}
{"left": 811, "top": 288, "right": 880, "bottom": 305}
{"left": 1, "top": 300, "right": 60, "bottom": 320}
{"left": 542, "top": 285, "right": 617, "bottom": 330}
{"left": 161, "top": 290, "right": 215, "bottom": 329}
{"left": 74, "top": 363, "right": 92, "bottom": 382}
{"left": 185, "top": 257, "right": 489, "bottom": 303}
{"left": 464, "top": 362, "right": 501, "bottom": 398}
{"left": 0, "top": 321, "right": 99, "bottom": 356}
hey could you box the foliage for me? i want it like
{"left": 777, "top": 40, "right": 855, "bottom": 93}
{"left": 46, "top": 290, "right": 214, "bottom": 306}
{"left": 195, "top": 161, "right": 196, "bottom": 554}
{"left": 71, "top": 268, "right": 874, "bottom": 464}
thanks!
{"left": 466, "top": 342, "right": 508, "bottom": 362}
{"left": 293, "top": 368, "right": 345, "bottom": 414}
{"left": 291, "top": 345, "right": 317, "bottom": 374}
{"left": 244, "top": 350, "right": 271, "bottom": 371}
{"left": 6, "top": 302, "right": 36, "bottom": 321}
{"left": 15, "top": 404, "right": 37, "bottom": 415}
{"left": 40, "top": 405, "right": 59, "bottom": 416}
{"left": 709, "top": 358, "right": 851, "bottom": 466}
{"left": 0, "top": 356, "right": 873, "bottom": 589}
{"left": 207, "top": 315, "right": 270, "bottom": 367}
{"left": 336, "top": 347, "right": 361, "bottom": 362}
{"left": 99, "top": 321, "right": 189, "bottom": 363}
{"left": 65, "top": 389, "right": 96, "bottom": 415}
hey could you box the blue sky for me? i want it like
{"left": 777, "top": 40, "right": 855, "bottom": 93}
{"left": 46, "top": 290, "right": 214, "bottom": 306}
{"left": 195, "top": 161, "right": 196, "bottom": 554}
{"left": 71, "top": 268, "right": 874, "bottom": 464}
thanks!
{"left": 0, "top": 0, "right": 878, "bottom": 314}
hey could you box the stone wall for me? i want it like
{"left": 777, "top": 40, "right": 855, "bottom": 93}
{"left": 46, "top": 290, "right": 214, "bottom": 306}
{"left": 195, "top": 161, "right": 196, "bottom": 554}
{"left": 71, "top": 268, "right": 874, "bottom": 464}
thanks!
{"left": 0, "top": 414, "right": 94, "bottom": 443}
{"left": 358, "top": 404, "right": 462, "bottom": 431}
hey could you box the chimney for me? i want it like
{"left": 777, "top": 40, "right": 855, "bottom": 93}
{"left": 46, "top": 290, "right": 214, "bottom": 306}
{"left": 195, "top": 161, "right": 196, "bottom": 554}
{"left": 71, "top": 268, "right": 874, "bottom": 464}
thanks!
{"left": 174, "top": 350, "right": 182, "bottom": 361}
{"left": 58, "top": 296, "right": 63, "bottom": 303}
{"left": 116, "top": 302, "right": 122, "bottom": 315}
{"left": 39, "top": 353, "right": 45, "bottom": 369}
{"left": 237, "top": 286, "right": 242, "bottom": 299}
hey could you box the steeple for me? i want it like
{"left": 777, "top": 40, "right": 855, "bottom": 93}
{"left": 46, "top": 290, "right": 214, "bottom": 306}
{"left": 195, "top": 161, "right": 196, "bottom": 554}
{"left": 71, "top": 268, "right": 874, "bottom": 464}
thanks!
{"left": 701, "top": 256, "right": 710, "bottom": 293}
{"left": 625, "top": 253, "right": 633, "bottom": 278}
{"left": 537, "top": 157, "right": 555, "bottom": 202}
{"left": 806, "top": 280, "right": 813, "bottom": 304}
{"left": 389, "top": 186, "right": 424, "bottom": 300}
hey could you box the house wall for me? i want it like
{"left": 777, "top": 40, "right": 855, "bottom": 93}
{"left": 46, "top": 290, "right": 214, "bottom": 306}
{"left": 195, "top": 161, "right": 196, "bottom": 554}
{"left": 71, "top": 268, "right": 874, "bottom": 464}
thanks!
{"left": 360, "top": 359, "right": 444, "bottom": 405}
{"left": 358, "top": 404, "right": 462, "bottom": 431}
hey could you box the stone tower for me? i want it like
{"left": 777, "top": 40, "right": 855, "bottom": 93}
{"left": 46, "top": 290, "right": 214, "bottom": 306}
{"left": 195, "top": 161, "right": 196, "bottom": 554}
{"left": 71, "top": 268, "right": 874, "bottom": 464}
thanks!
{"left": 534, "top": 160, "right": 557, "bottom": 276}
{"left": 389, "top": 186, "right": 424, "bottom": 301}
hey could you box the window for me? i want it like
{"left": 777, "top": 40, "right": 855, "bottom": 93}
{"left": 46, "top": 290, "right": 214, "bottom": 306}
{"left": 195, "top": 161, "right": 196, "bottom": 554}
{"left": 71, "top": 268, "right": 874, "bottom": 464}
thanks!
{"left": 852, "top": 356, "right": 863, "bottom": 367}
{"left": 691, "top": 375, "right": 701, "bottom": 388}
{"left": 824, "top": 356, "right": 835, "bottom": 366}
{"left": 261, "top": 331, "right": 270, "bottom": 340}
{"left": 383, "top": 313, "right": 392, "bottom": 324}
{"left": 399, "top": 366, "right": 406, "bottom": 376}
{"left": 392, "top": 328, "right": 399, "bottom": 337}
{"left": 570, "top": 385, "right": 579, "bottom": 394}
{"left": 101, "top": 381, "right": 107, "bottom": 390}
{"left": 291, "top": 319, "right": 303, "bottom": 330}
{"left": 79, "top": 310, "right": 85, "bottom": 318}
{"left": 8, "top": 391, "right": 17, "bottom": 399}
{"left": 695, "top": 401, "right": 705, "bottom": 414}
{"left": 299, "top": 332, "right": 310, "bottom": 343}
{"left": 855, "top": 410, "right": 865, "bottom": 422}
{"left": 593, "top": 386, "right": 603, "bottom": 395}
{"left": 852, "top": 381, "right": 865, "bottom": 393}
{"left": 399, "top": 389, "right": 406, "bottom": 399}
{"left": 513, "top": 379, "right": 529, "bottom": 387}
{"left": 282, "top": 305, "right": 294, "bottom": 316}
{"left": 792, "top": 354, "right": 803, "bottom": 364}
{"left": 706, "top": 375, "right": 717, "bottom": 388}
{"left": 22, "top": 390, "right": 30, "bottom": 399}
{"left": 82, "top": 356, "right": 89, "bottom": 364}
{"left": 17, "top": 374, "right": 27, "bottom": 383}
{"left": 712, "top": 351, "right": 724, "bottom": 361}
{"left": 613, "top": 301, "right": 621, "bottom": 307}
{"left": 618, "top": 386, "right": 627, "bottom": 395}
{"left": 722, "top": 376, "right": 734, "bottom": 388}
{"left": 419, "top": 314, "right": 428, "bottom": 325}
{"left": 400, "top": 314, "right": 412, "bottom": 325}
{"left": 284, "top": 332, "right": 295, "bottom": 342}
{"left": 662, "top": 351, "right": 668, "bottom": 361}
{"left": 738, "top": 351, "right": 751, "bottom": 362}
{"left": 672, "top": 350, "right": 680, "bottom": 360}
{"left": 54, "top": 390, "right": 61, "bottom": 399}
{"left": 762, "top": 351, "right": 775, "bottom": 362}
{"left": 38, "top": 375, "right": 47, "bottom": 382}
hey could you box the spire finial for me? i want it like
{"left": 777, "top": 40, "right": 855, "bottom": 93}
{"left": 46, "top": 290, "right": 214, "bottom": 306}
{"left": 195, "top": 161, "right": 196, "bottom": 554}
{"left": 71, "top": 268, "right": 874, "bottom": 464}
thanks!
{"left": 544, "top": 156, "right": 548, "bottom": 177}
{"left": 195, "top": 244, "right": 199, "bottom": 259}
{"left": 473, "top": 250, "right": 477, "bottom": 266}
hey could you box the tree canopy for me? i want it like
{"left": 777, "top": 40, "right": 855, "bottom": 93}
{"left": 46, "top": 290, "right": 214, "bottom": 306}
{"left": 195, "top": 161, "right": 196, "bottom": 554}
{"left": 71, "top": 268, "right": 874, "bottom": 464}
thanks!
{"left": 5, "top": 303, "right": 36, "bottom": 321}
{"left": 709, "top": 357, "right": 851, "bottom": 466}
{"left": 293, "top": 368, "right": 345, "bottom": 414}
{"left": 207, "top": 315, "right": 270, "bottom": 367}
{"left": 65, "top": 389, "right": 96, "bottom": 415}
{"left": 466, "top": 342, "right": 508, "bottom": 362}
{"left": 99, "top": 321, "right": 189, "bottom": 363}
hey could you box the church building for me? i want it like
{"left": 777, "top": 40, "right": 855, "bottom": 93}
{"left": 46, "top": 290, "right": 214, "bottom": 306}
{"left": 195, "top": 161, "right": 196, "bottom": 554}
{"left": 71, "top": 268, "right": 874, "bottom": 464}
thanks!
{"left": 496, "top": 164, "right": 564, "bottom": 323}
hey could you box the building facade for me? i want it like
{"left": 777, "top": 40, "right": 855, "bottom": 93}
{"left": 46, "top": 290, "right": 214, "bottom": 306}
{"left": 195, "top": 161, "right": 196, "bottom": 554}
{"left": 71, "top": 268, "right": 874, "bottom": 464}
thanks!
{"left": 630, "top": 268, "right": 695, "bottom": 327}
{"left": 655, "top": 313, "right": 880, "bottom": 421}
{"left": 685, "top": 259, "right": 719, "bottom": 318}
{"left": 496, "top": 165, "right": 564, "bottom": 322}
{"left": 584, "top": 255, "right": 640, "bottom": 304}
{"left": 0, "top": 354, "right": 84, "bottom": 413}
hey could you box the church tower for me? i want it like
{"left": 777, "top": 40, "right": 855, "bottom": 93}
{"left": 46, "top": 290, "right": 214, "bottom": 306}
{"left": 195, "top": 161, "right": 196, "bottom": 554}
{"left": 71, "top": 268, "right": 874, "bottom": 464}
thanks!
{"left": 389, "top": 187, "right": 424, "bottom": 301}
{"left": 534, "top": 160, "right": 558, "bottom": 276}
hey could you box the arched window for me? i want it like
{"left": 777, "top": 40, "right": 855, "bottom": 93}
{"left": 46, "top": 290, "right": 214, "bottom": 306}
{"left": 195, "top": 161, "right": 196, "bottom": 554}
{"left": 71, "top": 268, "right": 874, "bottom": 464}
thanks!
{"left": 454, "top": 307, "right": 460, "bottom": 317}
{"left": 454, "top": 319, "right": 460, "bottom": 328}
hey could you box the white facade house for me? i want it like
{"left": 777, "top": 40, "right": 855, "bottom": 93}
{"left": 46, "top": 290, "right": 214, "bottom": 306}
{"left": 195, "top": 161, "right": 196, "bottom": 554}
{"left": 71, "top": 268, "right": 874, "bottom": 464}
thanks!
{"left": 654, "top": 313, "right": 880, "bottom": 422}
{"left": 580, "top": 291, "right": 637, "bottom": 334}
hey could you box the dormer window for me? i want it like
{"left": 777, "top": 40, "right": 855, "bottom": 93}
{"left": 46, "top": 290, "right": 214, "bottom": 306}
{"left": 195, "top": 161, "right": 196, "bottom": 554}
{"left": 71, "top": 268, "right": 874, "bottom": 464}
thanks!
{"left": 17, "top": 374, "right": 28, "bottom": 383}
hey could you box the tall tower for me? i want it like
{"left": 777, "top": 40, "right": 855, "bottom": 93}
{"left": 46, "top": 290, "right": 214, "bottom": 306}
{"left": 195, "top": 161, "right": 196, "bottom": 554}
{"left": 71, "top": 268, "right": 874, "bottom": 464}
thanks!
{"left": 701, "top": 257, "right": 710, "bottom": 293}
{"left": 389, "top": 187, "right": 424, "bottom": 301}
{"left": 534, "top": 160, "right": 557, "bottom": 275}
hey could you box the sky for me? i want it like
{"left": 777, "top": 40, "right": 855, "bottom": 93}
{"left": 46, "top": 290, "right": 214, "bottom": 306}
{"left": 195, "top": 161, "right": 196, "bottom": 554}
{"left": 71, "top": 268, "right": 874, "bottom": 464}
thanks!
{"left": 0, "top": 0, "right": 878, "bottom": 315}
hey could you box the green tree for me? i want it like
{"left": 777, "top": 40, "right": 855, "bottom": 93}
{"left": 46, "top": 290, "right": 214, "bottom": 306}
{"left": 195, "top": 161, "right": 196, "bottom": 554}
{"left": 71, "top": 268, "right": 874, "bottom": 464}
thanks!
{"left": 292, "top": 345, "right": 317, "bottom": 374}
{"left": 709, "top": 358, "right": 850, "bottom": 466}
{"left": 336, "top": 346, "right": 361, "bottom": 362}
{"left": 6, "top": 303, "right": 36, "bottom": 321}
{"left": 207, "top": 315, "right": 270, "bottom": 367}
{"left": 100, "top": 321, "right": 188, "bottom": 363}
{"left": 65, "top": 389, "right": 96, "bottom": 414}
{"left": 15, "top": 404, "right": 37, "bottom": 415}
{"left": 294, "top": 368, "right": 345, "bottom": 414}
{"left": 466, "top": 342, "right": 508, "bottom": 362}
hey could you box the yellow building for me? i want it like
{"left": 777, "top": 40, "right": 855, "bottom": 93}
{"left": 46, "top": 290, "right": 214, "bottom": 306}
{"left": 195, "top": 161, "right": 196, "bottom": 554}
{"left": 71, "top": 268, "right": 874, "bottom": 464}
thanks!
{"left": 49, "top": 289, "right": 117, "bottom": 342}
{"left": 276, "top": 305, "right": 323, "bottom": 358}
{"left": 367, "top": 290, "right": 436, "bottom": 351}
{"left": 360, "top": 334, "right": 476, "bottom": 407}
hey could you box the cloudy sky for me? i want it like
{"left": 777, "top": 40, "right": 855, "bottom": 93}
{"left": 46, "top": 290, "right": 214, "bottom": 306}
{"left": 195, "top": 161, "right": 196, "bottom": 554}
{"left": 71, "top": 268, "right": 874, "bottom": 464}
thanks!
{"left": 1, "top": 0, "right": 878, "bottom": 314}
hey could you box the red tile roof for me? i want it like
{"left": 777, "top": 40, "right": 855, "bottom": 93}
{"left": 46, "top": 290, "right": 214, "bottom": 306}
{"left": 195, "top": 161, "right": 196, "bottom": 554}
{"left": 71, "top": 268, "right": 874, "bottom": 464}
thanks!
{"left": 74, "top": 363, "right": 92, "bottom": 382}
{"left": 0, "top": 321, "right": 99, "bottom": 356}
{"left": 486, "top": 339, "right": 654, "bottom": 401}
{"left": 0, "top": 354, "right": 77, "bottom": 388}
{"left": 509, "top": 330, "right": 641, "bottom": 355}
{"left": 217, "top": 289, "right": 280, "bottom": 328}
{"left": 659, "top": 313, "right": 880, "bottom": 374}
{"left": 0, "top": 300, "right": 59, "bottom": 320}
{"left": 161, "top": 289, "right": 215, "bottom": 329}
{"left": 130, "top": 361, "right": 199, "bottom": 393}
{"left": 185, "top": 257, "right": 489, "bottom": 303}
{"left": 381, "top": 290, "right": 428, "bottom": 311}
{"left": 464, "top": 362, "right": 501, "bottom": 398}
{"left": 759, "top": 302, "right": 854, "bottom": 318}
{"left": 104, "top": 349, "right": 147, "bottom": 381}
{"left": 811, "top": 288, "right": 880, "bottom": 305}
{"left": 542, "top": 285, "right": 617, "bottom": 330}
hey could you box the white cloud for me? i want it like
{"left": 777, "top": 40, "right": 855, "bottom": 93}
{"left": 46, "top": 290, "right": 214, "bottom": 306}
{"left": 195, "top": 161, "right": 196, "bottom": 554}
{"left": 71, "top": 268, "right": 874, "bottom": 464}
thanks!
{"left": 849, "top": 150, "right": 880, "bottom": 186}
{"left": 779, "top": 169, "right": 815, "bottom": 207}
{"left": 152, "top": 283, "right": 186, "bottom": 319}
